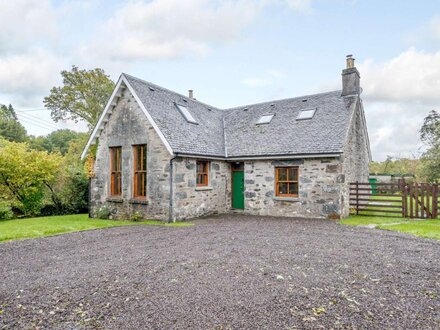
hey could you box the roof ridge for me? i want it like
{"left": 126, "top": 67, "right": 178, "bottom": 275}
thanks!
{"left": 122, "top": 73, "right": 223, "bottom": 111}
{"left": 224, "top": 90, "right": 342, "bottom": 112}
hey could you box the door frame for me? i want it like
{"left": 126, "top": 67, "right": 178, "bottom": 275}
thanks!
{"left": 231, "top": 162, "right": 245, "bottom": 209}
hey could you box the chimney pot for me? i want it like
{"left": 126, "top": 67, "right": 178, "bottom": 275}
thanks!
{"left": 188, "top": 90, "right": 194, "bottom": 99}
{"left": 346, "top": 54, "right": 355, "bottom": 69}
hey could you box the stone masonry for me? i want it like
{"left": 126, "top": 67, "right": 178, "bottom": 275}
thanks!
{"left": 90, "top": 88, "right": 172, "bottom": 220}
{"left": 172, "top": 158, "right": 231, "bottom": 221}
{"left": 243, "top": 158, "right": 344, "bottom": 219}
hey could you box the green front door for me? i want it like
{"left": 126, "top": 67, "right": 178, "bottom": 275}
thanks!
{"left": 232, "top": 170, "right": 245, "bottom": 209}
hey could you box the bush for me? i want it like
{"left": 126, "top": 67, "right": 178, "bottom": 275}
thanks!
{"left": 131, "top": 211, "right": 143, "bottom": 222}
{"left": 0, "top": 201, "right": 14, "bottom": 220}
{"left": 96, "top": 206, "right": 111, "bottom": 219}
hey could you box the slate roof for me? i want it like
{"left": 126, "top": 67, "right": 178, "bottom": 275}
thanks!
{"left": 120, "top": 74, "right": 358, "bottom": 158}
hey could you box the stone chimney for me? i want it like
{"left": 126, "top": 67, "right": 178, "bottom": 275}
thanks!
{"left": 188, "top": 90, "right": 194, "bottom": 99}
{"left": 341, "top": 55, "right": 360, "bottom": 96}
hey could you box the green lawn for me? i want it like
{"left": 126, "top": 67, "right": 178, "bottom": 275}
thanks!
{"left": 340, "top": 215, "right": 409, "bottom": 226}
{"left": 340, "top": 215, "right": 440, "bottom": 240}
{"left": 377, "top": 220, "right": 440, "bottom": 240}
{"left": 0, "top": 214, "right": 192, "bottom": 243}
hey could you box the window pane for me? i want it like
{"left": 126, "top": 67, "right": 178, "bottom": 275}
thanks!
{"left": 278, "top": 168, "right": 287, "bottom": 181}
{"left": 141, "top": 145, "right": 146, "bottom": 171}
{"left": 288, "top": 168, "right": 298, "bottom": 181}
{"left": 289, "top": 183, "right": 298, "bottom": 195}
{"left": 278, "top": 182, "right": 288, "bottom": 195}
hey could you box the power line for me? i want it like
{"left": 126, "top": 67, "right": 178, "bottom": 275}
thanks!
{"left": 17, "top": 112, "right": 60, "bottom": 131}
{"left": 17, "top": 117, "right": 56, "bottom": 132}
{"left": 15, "top": 109, "right": 47, "bottom": 112}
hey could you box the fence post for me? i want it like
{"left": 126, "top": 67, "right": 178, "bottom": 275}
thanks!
{"left": 402, "top": 183, "right": 407, "bottom": 218}
{"left": 356, "top": 181, "right": 359, "bottom": 215}
{"left": 431, "top": 183, "right": 438, "bottom": 219}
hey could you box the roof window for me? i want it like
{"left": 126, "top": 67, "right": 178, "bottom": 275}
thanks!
{"left": 176, "top": 104, "right": 198, "bottom": 124}
{"left": 256, "top": 113, "right": 274, "bottom": 125}
{"left": 297, "top": 108, "right": 316, "bottom": 120}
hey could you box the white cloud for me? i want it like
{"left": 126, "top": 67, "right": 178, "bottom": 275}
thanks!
{"left": 241, "top": 69, "right": 286, "bottom": 87}
{"left": 84, "top": 0, "right": 263, "bottom": 60}
{"left": 352, "top": 48, "right": 440, "bottom": 161}
{"left": 241, "top": 77, "right": 273, "bottom": 87}
{"left": 359, "top": 48, "right": 440, "bottom": 105}
{"left": 0, "top": 48, "right": 64, "bottom": 96}
{"left": 283, "top": 0, "right": 313, "bottom": 14}
{"left": 0, "top": 0, "right": 56, "bottom": 53}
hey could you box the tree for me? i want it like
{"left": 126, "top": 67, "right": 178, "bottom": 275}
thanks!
{"left": 0, "top": 104, "right": 27, "bottom": 142}
{"left": 29, "top": 129, "right": 83, "bottom": 155}
{"left": 0, "top": 139, "right": 62, "bottom": 215}
{"left": 43, "top": 66, "right": 114, "bottom": 128}
{"left": 420, "top": 110, "right": 440, "bottom": 182}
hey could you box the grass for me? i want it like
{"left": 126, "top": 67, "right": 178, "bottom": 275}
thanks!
{"left": 340, "top": 215, "right": 408, "bottom": 226}
{"left": 340, "top": 215, "right": 440, "bottom": 240}
{"left": 0, "top": 214, "right": 192, "bottom": 243}
{"left": 377, "top": 221, "right": 440, "bottom": 241}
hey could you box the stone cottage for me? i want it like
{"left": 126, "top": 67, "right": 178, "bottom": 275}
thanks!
{"left": 81, "top": 55, "right": 370, "bottom": 221}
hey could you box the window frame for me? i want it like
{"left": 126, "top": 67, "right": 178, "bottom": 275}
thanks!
{"left": 196, "top": 160, "right": 209, "bottom": 187}
{"left": 109, "top": 146, "right": 122, "bottom": 197}
{"left": 275, "top": 166, "right": 299, "bottom": 197}
{"left": 133, "top": 144, "right": 147, "bottom": 199}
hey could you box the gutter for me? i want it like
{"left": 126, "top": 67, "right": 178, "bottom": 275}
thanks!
{"left": 168, "top": 154, "right": 178, "bottom": 223}
{"left": 174, "top": 152, "right": 342, "bottom": 161}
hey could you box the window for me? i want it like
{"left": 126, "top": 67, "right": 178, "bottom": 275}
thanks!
{"left": 110, "top": 147, "right": 122, "bottom": 196}
{"left": 275, "top": 167, "right": 299, "bottom": 197}
{"left": 256, "top": 113, "right": 274, "bottom": 125}
{"left": 297, "top": 108, "right": 316, "bottom": 120}
{"left": 196, "top": 161, "right": 209, "bottom": 186}
{"left": 176, "top": 104, "right": 198, "bottom": 124}
{"left": 133, "top": 144, "right": 147, "bottom": 198}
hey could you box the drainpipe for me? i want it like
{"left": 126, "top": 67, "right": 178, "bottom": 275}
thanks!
{"left": 168, "top": 155, "right": 178, "bottom": 223}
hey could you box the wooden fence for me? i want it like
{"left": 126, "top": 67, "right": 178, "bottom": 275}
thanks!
{"left": 349, "top": 181, "right": 439, "bottom": 219}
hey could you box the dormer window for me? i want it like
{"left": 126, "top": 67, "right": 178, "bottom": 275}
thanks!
{"left": 297, "top": 108, "right": 316, "bottom": 120}
{"left": 176, "top": 104, "right": 198, "bottom": 124}
{"left": 256, "top": 113, "right": 274, "bottom": 125}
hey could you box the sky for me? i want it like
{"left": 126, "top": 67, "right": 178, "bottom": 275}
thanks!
{"left": 1, "top": 0, "right": 440, "bottom": 161}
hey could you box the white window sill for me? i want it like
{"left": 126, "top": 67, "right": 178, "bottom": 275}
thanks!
{"left": 273, "top": 196, "right": 299, "bottom": 202}
{"left": 195, "top": 186, "right": 213, "bottom": 191}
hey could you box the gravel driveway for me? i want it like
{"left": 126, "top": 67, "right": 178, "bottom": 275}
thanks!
{"left": 0, "top": 215, "right": 439, "bottom": 329}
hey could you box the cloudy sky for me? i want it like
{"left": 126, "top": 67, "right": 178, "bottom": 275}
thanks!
{"left": 1, "top": 0, "right": 439, "bottom": 161}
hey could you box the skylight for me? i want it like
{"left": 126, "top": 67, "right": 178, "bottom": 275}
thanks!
{"left": 256, "top": 114, "right": 274, "bottom": 125}
{"left": 176, "top": 104, "right": 198, "bottom": 124}
{"left": 297, "top": 108, "right": 316, "bottom": 120}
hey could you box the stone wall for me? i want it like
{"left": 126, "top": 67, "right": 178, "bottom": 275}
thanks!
{"left": 90, "top": 88, "right": 172, "bottom": 220}
{"left": 243, "top": 158, "right": 343, "bottom": 219}
{"left": 172, "top": 158, "right": 231, "bottom": 220}
{"left": 340, "top": 100, "right": 370, "bottom": 217}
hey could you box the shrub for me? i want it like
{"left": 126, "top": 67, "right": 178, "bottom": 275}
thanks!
{"left": 96, "top": 206, "right": 111, "bottom": 219}
{"left": 131, "top": 211, "right": 143, "bottom": 222}
{"left": 0, "top": 201, "right": 13, "bottom": 220}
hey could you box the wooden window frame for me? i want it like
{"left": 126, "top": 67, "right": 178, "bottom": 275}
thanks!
{"left": 275, "top": 167, "right": 299, "bottom": 197}
{"left": 196, "top": 160, "right": 209, "bottom": 187}
{"left": 133, "top": 144, "right": 147, "bottom": 199}
{"left": 110, "top": 146, "right": 122, "bottom": 197}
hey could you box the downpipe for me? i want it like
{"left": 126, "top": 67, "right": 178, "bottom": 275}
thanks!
{"left": 168, "top": 155, "right": 178, "bottom": 223}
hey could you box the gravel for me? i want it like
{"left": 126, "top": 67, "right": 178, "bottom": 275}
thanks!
{"left": 0, "top": 215, "right": 439, "bottom": 329}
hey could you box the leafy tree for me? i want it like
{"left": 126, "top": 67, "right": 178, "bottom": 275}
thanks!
{"left": 44, "top": 133, "right": 89, "bottom": 214}
{"left": 0, "top": 104, "right": 27, "bottom": 142}
{"left": 0, "top": 139, "right": 62, "bottom": 216}
{"left": 369, "top": 156, "right": 422, "bottom": 180}
{"left": 43, "top": 66, "right": 114, "bottom": 128}
{"left": 420, "top": 110, "right": 440, "bottom": 182}
{"left": 29, "top": 129, "right": 83, "bottom": 155}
